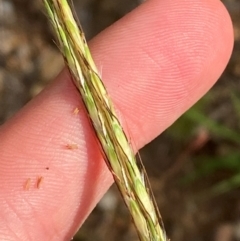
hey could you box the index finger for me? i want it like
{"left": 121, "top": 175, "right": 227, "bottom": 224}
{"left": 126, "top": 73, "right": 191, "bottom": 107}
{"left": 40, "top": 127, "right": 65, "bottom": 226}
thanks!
{"left": 0, "top": 0, "right": 233, "bottom": 240}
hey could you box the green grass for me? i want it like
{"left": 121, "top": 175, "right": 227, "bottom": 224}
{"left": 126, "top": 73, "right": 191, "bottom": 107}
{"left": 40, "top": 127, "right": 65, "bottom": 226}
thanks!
{"left": 168, "top": 88, "right": 240, "bottom": 197}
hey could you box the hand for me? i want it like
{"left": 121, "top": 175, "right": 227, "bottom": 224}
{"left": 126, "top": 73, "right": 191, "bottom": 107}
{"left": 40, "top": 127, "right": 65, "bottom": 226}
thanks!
{"left": 0, "top": 0, "right": 233, "bottom": 240}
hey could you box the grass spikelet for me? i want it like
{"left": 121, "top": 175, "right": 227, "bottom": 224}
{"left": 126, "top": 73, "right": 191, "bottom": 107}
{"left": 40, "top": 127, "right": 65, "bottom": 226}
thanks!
{"left": 42, "top": 1, "right": 167, "bottom": 240}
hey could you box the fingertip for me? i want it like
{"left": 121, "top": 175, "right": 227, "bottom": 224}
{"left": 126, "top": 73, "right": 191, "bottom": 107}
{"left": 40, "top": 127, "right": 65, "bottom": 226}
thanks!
{"left": 90, "top": 0, "right": 234, "bottom": 146}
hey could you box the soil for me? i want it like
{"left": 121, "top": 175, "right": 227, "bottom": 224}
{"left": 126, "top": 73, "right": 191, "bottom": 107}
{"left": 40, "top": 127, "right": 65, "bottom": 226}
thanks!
{"left": 0, "top": 1, "right": 240, "bottom": 241}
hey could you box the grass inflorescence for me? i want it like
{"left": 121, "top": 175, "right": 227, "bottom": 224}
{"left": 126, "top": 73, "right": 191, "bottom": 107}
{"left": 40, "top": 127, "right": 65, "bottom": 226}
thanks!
{"left": 42, "top": 1, "right": 167, "bottom": 240}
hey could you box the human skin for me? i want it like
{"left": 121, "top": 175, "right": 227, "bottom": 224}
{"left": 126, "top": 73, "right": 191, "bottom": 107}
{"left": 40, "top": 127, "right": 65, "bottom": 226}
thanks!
{"left": 0, "top": 0, "right": 233, "bottom": 240}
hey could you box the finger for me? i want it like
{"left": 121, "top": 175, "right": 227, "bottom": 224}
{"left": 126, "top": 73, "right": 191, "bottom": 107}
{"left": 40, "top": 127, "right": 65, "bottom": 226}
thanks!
{"left": 0, "top": 0, "right": 233, "bottom": 240}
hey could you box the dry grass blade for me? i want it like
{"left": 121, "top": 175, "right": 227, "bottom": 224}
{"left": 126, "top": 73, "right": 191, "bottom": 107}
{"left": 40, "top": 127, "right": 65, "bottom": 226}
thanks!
{"left": 42, "top": 0, "right": 167, "bottom": 240}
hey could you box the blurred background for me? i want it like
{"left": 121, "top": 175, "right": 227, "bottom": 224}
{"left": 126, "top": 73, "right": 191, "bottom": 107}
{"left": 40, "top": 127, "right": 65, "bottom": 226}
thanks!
{"left": 0, "top": 0, "right": 239, "bottom": 240}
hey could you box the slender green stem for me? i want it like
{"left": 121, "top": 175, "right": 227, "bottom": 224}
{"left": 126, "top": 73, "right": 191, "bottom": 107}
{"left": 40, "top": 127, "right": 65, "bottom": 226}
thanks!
{"left": 43, "top": 1, "right": 167, "bottom": 240}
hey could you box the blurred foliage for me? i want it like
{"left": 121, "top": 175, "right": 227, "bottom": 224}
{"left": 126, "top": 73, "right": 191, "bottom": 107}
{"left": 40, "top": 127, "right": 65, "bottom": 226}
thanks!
{"left": 168, "top": 88, "right": 240, "bottom": 197}
{"left": 170, "top": 91, "right": 240, "bottom": 143}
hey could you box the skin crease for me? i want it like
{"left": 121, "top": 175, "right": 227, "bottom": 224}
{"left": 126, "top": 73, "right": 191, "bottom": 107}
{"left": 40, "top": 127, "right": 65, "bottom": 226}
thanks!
{"left": 0, "top": 0, "right": 233, "bottom": 240}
